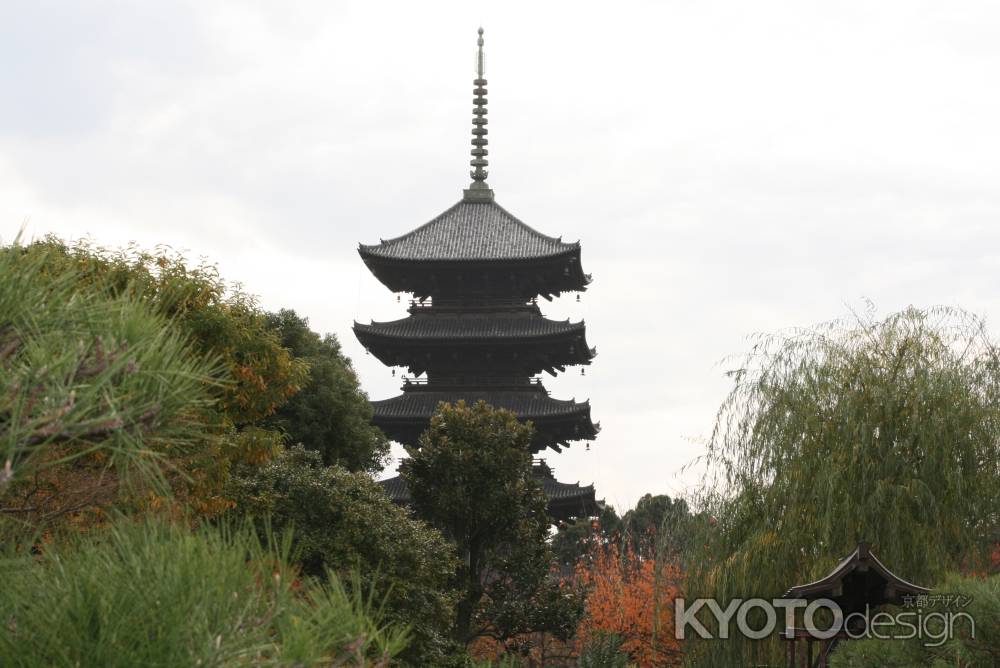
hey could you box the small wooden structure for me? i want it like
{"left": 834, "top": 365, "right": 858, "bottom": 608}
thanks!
{"left": 782, "top": 542, "right": 930, "bottom": 668}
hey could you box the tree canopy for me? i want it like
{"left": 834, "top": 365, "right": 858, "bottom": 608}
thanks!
{"left": 400, "top": 400, "right": 585, "bottom": 651}
{"left": 683, "top": 306, "right": 1000, "bottom": 666}
{"left": 0, "top": 239, "right": 218, "bottom": 528}
{"left": 553, "top": 493, "right": 696, "bottom": 569}
{"left": 264, "top": 309, "right": 388, "bottom": 473}
{"left": 1, "top": 238, "right": 389, "bottom": 528}
{"left": 0, "top": 238, "right": 311, "bottom": 518}
{"left": 226, "top": 446, "right": 459, "bottom": 666}
{"left": 1, "top": 235, "right": 440, "bottom": 664}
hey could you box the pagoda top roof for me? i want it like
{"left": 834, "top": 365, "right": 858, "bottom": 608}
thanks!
{"left": 354, "top": 312, "right": 588, "bottom": 342}
{"left": 359, "top": 200, "right": 580, "bottom": 263}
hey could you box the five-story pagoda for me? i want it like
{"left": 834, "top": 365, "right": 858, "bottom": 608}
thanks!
{"left": 356, "top": 29, "right": 599, "bottom": 521}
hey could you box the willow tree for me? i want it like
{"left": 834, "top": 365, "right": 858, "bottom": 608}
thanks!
{"left": 683, "top": 306, "right": 1000, "bottom": 666}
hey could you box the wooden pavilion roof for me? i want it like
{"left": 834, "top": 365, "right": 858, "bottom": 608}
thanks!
{"left": 784, "top": 542, "right": 930, "bottom": 612}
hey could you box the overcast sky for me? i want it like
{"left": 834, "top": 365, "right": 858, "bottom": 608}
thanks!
{"left": 3, "top": 1, "right": 1000, "bottom": 511}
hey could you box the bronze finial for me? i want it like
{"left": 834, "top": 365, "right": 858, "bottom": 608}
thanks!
{"left": 464, "top": 27, "right": 494, "bottom": 202}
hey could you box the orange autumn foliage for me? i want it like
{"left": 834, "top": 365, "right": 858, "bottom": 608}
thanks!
{"left": 576, "top": 541, "right": 684, "bottom": 667}
{"left": 469, "top": 633, "right": 578, "bottom": 667}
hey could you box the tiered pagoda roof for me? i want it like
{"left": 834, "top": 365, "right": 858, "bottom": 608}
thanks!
{"left": 357, "top": 27, "right": 599, "bottom": 520}
{"left": 354, "top": 311, "right": 595, "bottom": 375}
{"left": 356, "top": 312, "right": 587, "bottom": 341}
{"left": 370, "top": 384, "right": 597, "bottom": 452}
{"left": 360, "top": 200, "right": 581, "bottom": 261}
{"left": 359, "top": 200, "right": 590, "bottom": 299}
{"left": 380, "top": 461, "right": 601, "bottom": 523}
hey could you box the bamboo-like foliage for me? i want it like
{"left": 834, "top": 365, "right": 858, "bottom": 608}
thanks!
{"left": 0, "top": 519, "right": 409, "bottom": 666}
{"left": 683, "top": 306, "right": 1000, "bottom": 666}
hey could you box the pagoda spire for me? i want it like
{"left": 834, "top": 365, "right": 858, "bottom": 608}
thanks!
{"left": 464, "top": 27, "right": 494, "bottom": 202}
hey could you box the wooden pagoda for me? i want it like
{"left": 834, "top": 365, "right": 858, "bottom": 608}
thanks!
{"left": 356, "top": 28, "right": 600, "bottom": 521}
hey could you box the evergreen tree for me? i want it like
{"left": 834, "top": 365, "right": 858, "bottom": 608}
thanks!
{"left": 401, "top": 401, "right": 585, "bottom": 648}
{"left": 265, "top": 309, "right": 388, "bottom": 473}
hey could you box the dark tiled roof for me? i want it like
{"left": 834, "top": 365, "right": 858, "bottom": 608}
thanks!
{"left": 355, "top": 313, "right": 587, "bottom": 341}
{"left": 371, "top": 391, "right": 591, "bottom": 420}
{"left": 359, "top": 200, "right": 579, "bottom": 261}
{"left": 378, "top": 473, "right": 599, "bottom": 520}
{"left": 783, "top": 543, "right": 930, "bottom": 604}
{"left": 379, "top": 475, "right": 410, "bottom": 502}
{"left": 540, "top": 476, "right": 596, "bottom": 501}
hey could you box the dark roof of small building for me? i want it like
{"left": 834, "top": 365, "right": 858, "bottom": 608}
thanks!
{"left": 783, "top": 542, "right": 930, "bottom": 611}
{"left": 379, "top": 474, "right": 410, "bottom": 503}
{"left": 354, "top": 313, "right": 588, "bottom": 341}
{"left": 359, "top": 200, "right": 579, "bottom": 262}
{"left": 371, "top": 390, "right": 592, "bottom": 420}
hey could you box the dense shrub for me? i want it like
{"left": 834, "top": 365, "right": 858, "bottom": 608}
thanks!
{"left": 0, "top": 239, "right": 216, "bottom": 531}
{"left": 0, "top": 519, "right": 408, "bottom": 667}
{"left": 576, "top": 541, "right": 682, "bottom": 666}
{"left": 0, "top": 237, "right": 312, "bottom": 520}
{"left": 227, "top": 446, "right": 460, "bottom": 666}
{"left": 2, "top": 239, "right": 387, "bottom": 529}
{"left": 829, "top": 572, "right": 1000, "bottom": 668}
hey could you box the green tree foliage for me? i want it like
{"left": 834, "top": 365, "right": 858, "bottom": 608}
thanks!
{"left": 0, "top": 239, "right": 215, "bottom": 524}
{"left": 400, "top": 401, "right": 585, "bottom": 648}
{"left": 226, "top": 446, "right": 459, "bottom": 666}
{"left": 2, "top": 237, "right": 311, "bottom": 517}
{"left": 552, "top": 494, "right": 695, "bottom": 568}
{"left": 0, "top": 518, "right": 408, "bottom": 667}
{"left": 684, "top": 306, "right": 1000, "bottom": 666}
{"left": 578, "top": 632, "right": 633, "bottom": 668}
{"left": 623, "top": 493, "right": 695, "bottom": 557}
{"left": 16, "top": 238, "right": 306, "bottom": 428}
{"left": 264, "top": 309, "right": 388, "bottom": 473}
{"left": 829, "top": 573, "right": 1000, "bottom": 668}
{"left": 552, "top": 506, "right": 622, "bottom": 568}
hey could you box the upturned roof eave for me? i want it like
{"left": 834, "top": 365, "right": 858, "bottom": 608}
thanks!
{"left": 357, "top": 241, "right": 582, "bottom": 264}
{"left": 357, "top": 245, "right": 590, "bottom": 298}
{"left": 352, "top": 317, "right": 590, "bottom": 344}
{"left": 783, "top": 544, "right": 931, "bottom": 599}
{"left": 370, "top": 391, "right": 596, "bottom": 420}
